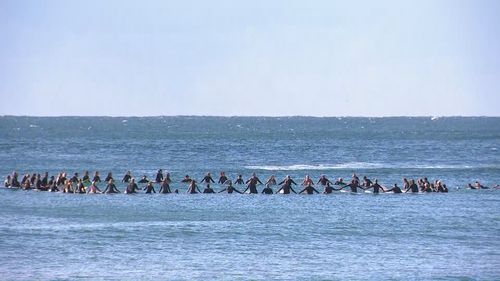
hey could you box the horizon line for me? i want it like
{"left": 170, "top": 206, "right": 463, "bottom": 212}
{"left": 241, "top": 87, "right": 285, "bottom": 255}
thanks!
{"left": 1, "top": 114, "right": 499, "bottom": 118}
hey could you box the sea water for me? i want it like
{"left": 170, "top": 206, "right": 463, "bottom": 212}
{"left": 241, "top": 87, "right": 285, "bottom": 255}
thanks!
{"left": 0, "top": 116, "right": 499, "bottom": 280}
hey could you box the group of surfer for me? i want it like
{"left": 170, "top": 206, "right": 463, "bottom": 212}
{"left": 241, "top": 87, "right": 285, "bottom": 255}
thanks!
{"left": 3, "top": 169, "right": 497, "bottom": 195}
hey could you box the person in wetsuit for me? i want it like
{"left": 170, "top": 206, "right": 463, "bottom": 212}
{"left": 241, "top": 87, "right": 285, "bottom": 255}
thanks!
{"left": 261, "top": 184, "right": 274, "bottom": 194}
{"left": 203, "top": 184, "right": 215, "bottom": 193}
{"left": 235, "top": 174, "right": 245, "bottom": 185}
{"left": 104, "top": 172, "right": 113, "bottom": 182}
{"left": 144, "top": 182, "right": 156, "bottom": 194}
{"left": 405, "top": 179, "right": 419, "bottom": 193}
{"left": 299, "top": 183, "right": 319, "bottom": 194}
{"left": 323, "top": 182, "right": 342, "bottom": 194}
{"left": 159, "top": 178, "right": 171, "bottom": 194}
{"left": 363, "top": 179, "right": 385, "bottom": 194}
{"left": 138, "top": 175, "right": 149, "bottom": 183}
{"left": 82, "top": 171, "right": 90, "bottom": 182}
{"left": 302, "top": 175, "right": 314, "bottom": 186}
{"left": 278, "top": 175, "right": 297, "bottom": 187}
{"left": 201, "top": 172, "right": 215, "bottom": 184}
{"left": 361, "top": 176, "right": 373, "bottom": 189}
{"left": 70, "top": 172, "right": 79, "bottom": 183}
{"left": 386, "top": 183, "right": 402, "bottom": 193}
{"left": 317, "top": 175, "right": 332, "bottom": 186}
{"left": 187, "top": 180, "right": 202, "bottom": 194}
{"left": 103, "top": 179, "right": 120, "bottom": 194}
{"left": 75, "top": 179, "right": 87, "bottom": 194}
{"left": 125, "top": 178, "right": 140, "bottom": 194}
{"left": 87, "top": 181, "right": 102, "bottom": 194}
{"left": 218, "top": 180, "right": 242, "bottom": 194}
{"left": 243, "top": 173, "right": 263, "bottom": 194}
{"left": 92, "top": 171, "right": 101, "bottom": 183}
{"left": 181, "top": 175, "right": 192, "bottom": 183}
{"left": 276, "top": 176, "right": 297, "bottom": 194}
{"left": 41, "top": 172, "right": 49, "bottom": 187}
{"left": 218, "top": 171, "right": 228, "bottom": 185}
{"left": 4, "top": 175, "right": 11, "bottom": 188}
{"left": 155, "top": 169, "right": 163, "bottom": 183}
{"left": 122, "top": 171, "right": 132, "bottom": 183}
{"left": 265, "top": 175, "right": 277, "bottom": 186}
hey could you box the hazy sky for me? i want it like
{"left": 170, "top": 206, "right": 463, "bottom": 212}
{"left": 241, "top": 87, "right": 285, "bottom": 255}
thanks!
{"left": 1, "top": 0, "right": 499, "bottom": 116}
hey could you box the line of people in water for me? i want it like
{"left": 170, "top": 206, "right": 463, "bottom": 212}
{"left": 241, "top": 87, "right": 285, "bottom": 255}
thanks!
{"left": 4, "top": 169, "right": 498, "bottom": 195}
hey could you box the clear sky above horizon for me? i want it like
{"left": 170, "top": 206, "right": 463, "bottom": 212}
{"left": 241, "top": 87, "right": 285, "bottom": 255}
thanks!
{"left": 1, "top": 0, "right": 499, "bottom": 116}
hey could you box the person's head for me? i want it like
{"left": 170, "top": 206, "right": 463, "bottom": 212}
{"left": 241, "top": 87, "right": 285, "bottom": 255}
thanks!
{"left": 185, "top": 175, "right": 190, "bottom": 179}
{"left": 252, "top": 172, "right": 256, "bottom": 177}
{"left": 410, "top": 179, "right": 415, "bottom": 184}
{"left": 74, "top": 172, "right": 78, "bottom": 176}
{"left": 131, "top": 178, "right": 135, "bottom": 183}
{"left": 126, "top": 171, "right": 131, "bottom": 175}
{"left": 108, "top": 172, "right": 112, "bottom": 176}
{"left": 207, "top": 172, "right": 211, "bottom": 176}
{"left": 238, "top": 174, "right": 242, "bottom": 178}
{"left": 94, "top": 171, "right": 99, "bottom": 175}
{"left": 142, "top": 175, "right": 147, "bottom": 179}
{"left": 394, "top": 183, "right": 398, "bottom": 187}
{"left": 220, "top": 171, "right": 225, "bottom": 176}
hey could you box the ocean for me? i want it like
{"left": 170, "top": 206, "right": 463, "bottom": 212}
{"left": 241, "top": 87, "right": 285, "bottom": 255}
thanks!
{"left": 0, "top": 116, "right": 499, "bottom": 280}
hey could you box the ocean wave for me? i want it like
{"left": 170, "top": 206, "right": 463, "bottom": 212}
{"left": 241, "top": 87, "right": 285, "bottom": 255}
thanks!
{"left": 244, "top": 163, "right": 499, "bottom": 171}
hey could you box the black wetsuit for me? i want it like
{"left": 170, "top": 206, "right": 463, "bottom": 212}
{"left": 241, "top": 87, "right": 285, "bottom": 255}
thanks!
{"left": 371, "top": 183, "right": 384, "bottom": 194}
{"left": 245, "top": 177, "right": 262, "bottom": 194}
{"left": 93, "top": 175, "right": 101, "bottom": 183}
{"left": 346, "top": 183, "right": 359, "bottom": 193}
{"left": 317, "top": 177, "right": 331, "bottom": 186}
{"left": 138, "top": 178, "right": 149, "bottom": 183}
{"left": 300, "top": 186, "right": 318, "bottom": 194}
{"left": 388, "top": 186, "right": 402, "bottom": 193}
{"left": 122, "top": 174, "right": 131, "bottom": 183}
{"left": 203, "top": 187, "right": 215, "bottom": 193}
{"left": 70, "top": 175, "right": 79, "bottom": 183}
{"left": 262, "top": 187, "right": 273, "bottom": 194}
{"left": 408, "top": 183, "right": 419, "bottom": 193}
{"left": 82, "top": 175, "right": 90, "bottom": 182}
{"left": 218, "top": 175, "right": 228, "bottom": 184}
{"left": 277, "top": 184, "right": 297, "bottom": 194}
{"left": 103, "top": 183, "right": 120, "bottom": 194}
{"left": 155, "top": 172, "right": 163, "bottom": 183}
{"left": 105, "top": 175, "right": 113, "bottom": 182}
{"left": 201, "top": 175, "right": 215, "bottom": 184}
{"left": 235, "top": 177, "right": 244, "bottom": 184}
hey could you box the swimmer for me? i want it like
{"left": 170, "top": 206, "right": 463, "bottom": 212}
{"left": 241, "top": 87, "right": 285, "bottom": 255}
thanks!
{"left": 203, "top": 184, "right": 215, "bottom": 193}
{"left": 87, "top": 181, "right": 102, "bottom": 194}
{"left": 75, "top": 179, "right": 86, "bottom": 194}
{"left": 218, "top": 171, "right": 228, "bottom": 184}
{"left": 82, "top": 171, "right": 90, "bottom": 182}
{"left": 364, "top": 179, "right": 385, "bottom": 194}
{"left": 235, "top": 174, "right": 245, "bottom": 185}
{"left": 102, "top": 179, "right": 120, "bottom": 194}
{"left": 125, "top": 178, "right": 140, "bottom": 194}
{"left": 181, "top": 175, "right": 192, "bottom": 183}
{"left": 143, "top": 182, "right": 156, "bottom": 194}
{"left": 243, "top": 173, "right": 263, "bottom": 194}
{"left": 299, "top": 183, "right": 319, "bottom": 194}
{"left": 187, "top": 180, "right": 202, "bottom": 194}
{"left": 155, "top": 169, "right": 163, "bottom": 183}
{"left": 405, "top": 179, "right": 419, "bottom": 193}
{"left": 386, "top": 183, "right": 402, "bottom": 193}
{"left": 138, "top": 175, "right": 149, "bottom": 183}
{"left": 122, "top": 171, "right": 132, "bottom": 183}
{"left": 302, "top": 174, "right": 314, "bottom": 186}
{"left": 317, "top": 175, "right": 332, "bottom": 186}
{"left": 261, "top": 184, "right": 274, "bottom": 194}
{"left": 218, "top": 180, "right": 242, "bottom": 194}
{"left": 265, "top": 175, "right": 277, "bottom": 186}
{"left": 159, "top": 178, "right": 172, "bottom": 194}
{"left": 201, "top": 172, "right": 215, "bottom": 184}
{"left": 104, "top": 172, "right": 113, "bottom": 182}
{"left": 92, "top": 171, "right": 101, "bottom": 183}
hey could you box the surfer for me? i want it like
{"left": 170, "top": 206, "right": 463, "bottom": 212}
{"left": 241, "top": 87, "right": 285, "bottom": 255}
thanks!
{"left": 138, "top": 175, "right": 149, "bottom": 183}
{"left": 4, "top": 175, "right": 11, "bottom": 187}
{"left": 218, "top": 171, "right": 228, "bottom": 184}
{"left": 235, "top": 174, "right": 245, "bottom": 185}
{"left": 361, "top": 176, "right": 373, "bottom": 189}
{"left": 317, "top": 175, "right": 332, "bottom": 186}
{"left": 243, "top": 173, "right": 262, "bottom": 194}
{"left": 103, "top": 179, "right": 120, "bottom": 194}
{"left": 276, "top": 176, "right": 297, "bottom": 194}
{"left": 155, "top": 169, "right": 163, "bottom": 183}
{"left": 122, "top": 171, "right": 132, "bottom": 183}
{"left": 70, "top": 172, "right": 79, "bottom": 183}
{"left": 75, "top": 179, "right": 86, "bottom": 194}
{"left": 218, "top": 180, "right": 242, "bottom": 194}
{"left": 63, "top": 180, "right": 73, "bottom": 193}
{"left": 261, "top": 184, "right": 274, "bottom": 194}
{"left": 87, "top": 181, "right": 101, "bottom": 194}
{"left": 181, "top": 175, "right": 192, "bottom": 183}
{"left": 92, "top": 171, "right": 101, "bottom": 183}
{"left": 405, "top": 179, "right": 419, "bottom": 193}
{"left": 82, "top": 171, "right": 90, "bottom": 182}
{"left": 159, "top": 178, "right": 171, "bottom": 194}
{"left": 364, "top": 179, "right": 385, "bottom": 193}
{"left": 386, "top": 183, "right": 402, "bottom": 193}
{"left": 265, "top": 175, "right": 277, "bottom": 186}
{"left": 104, "top": 172, "right": 113, "bottom": 182}
{"left": 143, "top": 182, "right": 156, "bottom": 193}
{"left": 337, "top": 179, "right": 361, "bottom": 193}
{"left": 203, "top": 184, "right": 215, "bottom": 193}
{"left": 323, "top": 182, "right": 342, "bottom": 194}
{"left": 201, "top": 172, "right": 215, "bottom": 184}
{"left": 299, "top": 183, "right": 319, "bottom": 194}
{"left": 302, "top": 174, "right": 314, "bottom": 186}
{"left": 278, "top": 175, "right": 297, "bottom": 187}
{"left": 125, "top": 178, "right": 140, "bottom": 194}
{"left": 187, "top": 180, "right": 202, "bottom": 194}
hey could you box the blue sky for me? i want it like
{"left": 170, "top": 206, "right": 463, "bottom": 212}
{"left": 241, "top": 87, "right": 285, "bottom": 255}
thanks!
{"left": 1, "top": 0, "right": 499, "bottom": 116}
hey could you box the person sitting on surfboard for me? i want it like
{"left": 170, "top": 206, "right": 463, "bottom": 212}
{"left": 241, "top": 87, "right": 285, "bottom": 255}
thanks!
{"left": 261, "top": 184, "right": 274, "bottom": 194}
{"left": 203, "top": 184, "right": 215, "bottom": 193}
{"left": 125, "top": 178, "right": 140, "bottom": 194}
{"left": 104, "top": 172, "right": 113, "bottom": 182}
{"left": 159, "top": 178, "right": 171, "bottom": 194}
{"left": 299, "top": 183, "right": 319, "bottom": 194}
{"left": 218, "top": 171, "right": 228, "bottom": 185}
{"left": 82, "top": 171, "right": 90, "bottom": 182}
{"left": 201, "top": 172, "right": 215, "bottom": 184}
{"left": 103, "top": 179, "right": 120, "bottom": 194}
{"left": 181, "top": 175, "right": 192, "bottom": 183}
{"left": 235, "top": 174, "right": 245, "bottom": 185}
{"left": 70, "top": 172, "right": 79, "bottom": 183}
{"left": 323, "top": 182, "right": 342, "bottom": 194}
{"left": 278, "top": 175, "right": 297, "bottom": 187}
{"left": 265, "top": 175, "right": 277, "bottom": 186}
{"left": 75, "top": 179, "right": 86, "bottom": 194}
{"left": 219, "top": 180, "right": 243, "bottom": 194}
{"left": 138, "top": 175, "right": 149, "bottom": 183}
{"left": 243, "top": 173, "right": 263, "bottom": 194}
{"left": 337, "top": 179, "right": 361, "bottom": 193}
{"left": 155, "top": 169, "right": 163, "bottom": 183}
{"left": 92, "top": 171, "right": 101, "bottom": 183}
{"left": 386, "top": 183, "right": 402, "bottom": 193}
{"left": 187, "top": 180, "right": 201, "bottom": 194}
{"left": 301, "top": 174, "right": 314, "bottom": 186}
{"left": 317, "top": 174, "right": 332, "bottom": 186}
{"left": 404, "top": 179, "right": 419, "bottom": 193}
{"left": 276, "top": 176, "right": 297, "bottom": 194}
{"left": 143, "top": 182, "right": 156, "bottom": 194}
{"left": 4, "top": 175, "right": 11, "bottom": 188}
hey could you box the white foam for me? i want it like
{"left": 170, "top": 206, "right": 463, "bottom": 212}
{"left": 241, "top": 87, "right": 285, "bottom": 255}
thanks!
{"left": 244, "top": 163, "right": 498, "bottom": 171}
